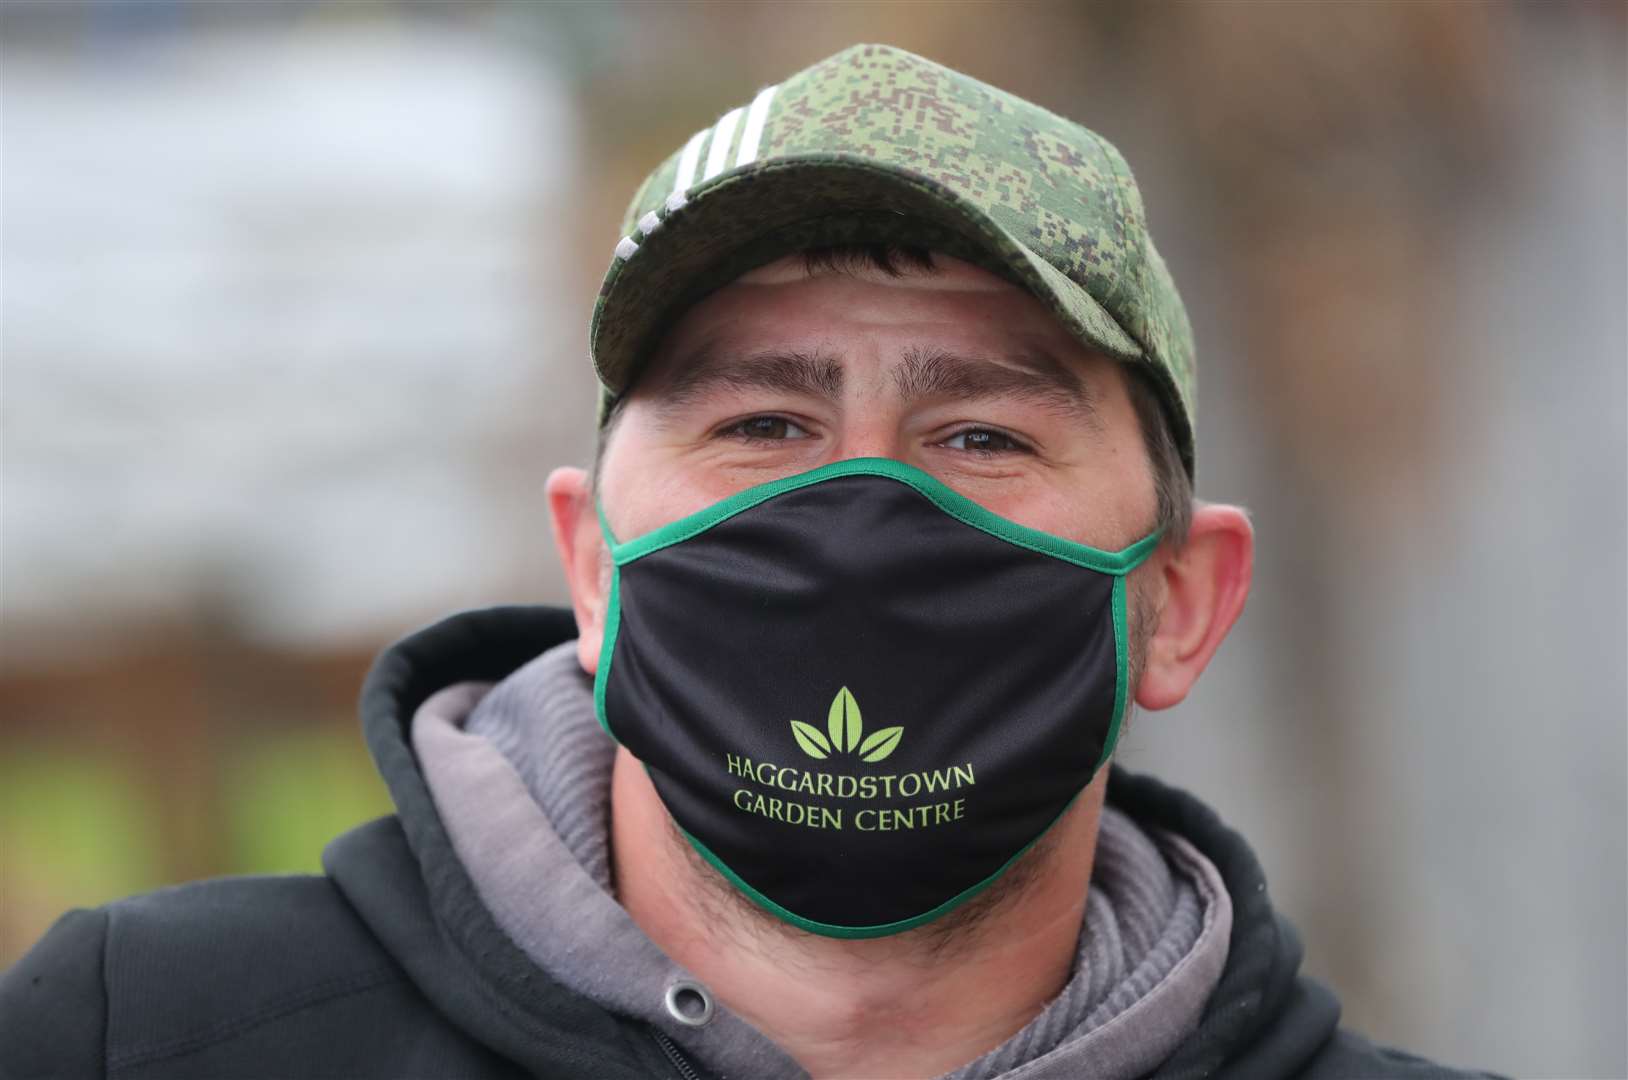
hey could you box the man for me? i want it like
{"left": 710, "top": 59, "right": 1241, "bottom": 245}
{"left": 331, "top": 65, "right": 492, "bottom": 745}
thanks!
{"left": 2, "top": 44, "right": 1498, "bottom": 1080}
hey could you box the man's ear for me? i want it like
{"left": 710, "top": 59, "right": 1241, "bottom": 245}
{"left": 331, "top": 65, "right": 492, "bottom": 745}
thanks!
{"left": 1134, "top": 503, "right": 1254, "bottom": 711}
{"left": 545, "top": 466, "right": 611, "bottom": 676}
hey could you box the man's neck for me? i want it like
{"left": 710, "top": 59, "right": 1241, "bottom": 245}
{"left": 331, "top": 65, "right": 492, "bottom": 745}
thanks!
{"left": 610, "top": 749, "right": 1107, "bottom": 1080}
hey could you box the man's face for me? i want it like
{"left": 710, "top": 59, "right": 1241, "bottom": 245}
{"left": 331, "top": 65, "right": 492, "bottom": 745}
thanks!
{"left": 596, "top": 252, "right": 1160, "bottom": 555}
{"left": 557, "top": 249, "right": 1250, "bottom": 939}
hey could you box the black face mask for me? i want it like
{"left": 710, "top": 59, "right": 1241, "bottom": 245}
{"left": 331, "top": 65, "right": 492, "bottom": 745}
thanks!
{"left": 595, "top": 457, "right": 1159, "bottom": 939}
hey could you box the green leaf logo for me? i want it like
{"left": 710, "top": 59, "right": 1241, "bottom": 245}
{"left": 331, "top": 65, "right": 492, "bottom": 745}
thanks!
{"left": 790, "top": 720, "right": 832, "bottom": 759}
{"left": 791, "top": 688, "right": 903, "bottom": 764}
{"left": 857, "top": 726, "right": 904, "bottom": 763}
{"left": 828, "top": 686, "right": 862, "bottom": 753}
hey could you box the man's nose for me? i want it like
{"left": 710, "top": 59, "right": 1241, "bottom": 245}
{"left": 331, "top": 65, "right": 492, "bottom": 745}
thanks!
{"left": 828, "top": 411, "right": 907, "bottom": 465}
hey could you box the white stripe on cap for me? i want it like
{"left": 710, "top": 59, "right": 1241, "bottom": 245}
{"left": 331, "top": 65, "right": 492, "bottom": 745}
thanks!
{"left": 671, "top": 129, "right": 708, "bottom": 197}
{"left": 734, "top": 84, "right": 778, "bottom": 168}
{"left": 701, "top": 107, "right": 744, "bottom": 182}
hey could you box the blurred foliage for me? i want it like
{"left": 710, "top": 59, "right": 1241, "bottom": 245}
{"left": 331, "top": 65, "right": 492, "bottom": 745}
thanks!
{"left": 2, "top": 750, "right": 166, "bottom": 923}
{"left": 222, "top": 729, "right": 392, "bottom": 877}
{"left": 1, "top": 728, "right": 390, "bottom": 961}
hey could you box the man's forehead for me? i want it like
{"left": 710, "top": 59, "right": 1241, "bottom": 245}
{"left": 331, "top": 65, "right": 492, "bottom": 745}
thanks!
{"left": 653, "top": 251, "right": 1088, "bottom": 366}
{"left": 630, "top": 253, "right": 1114, "bottom": 423}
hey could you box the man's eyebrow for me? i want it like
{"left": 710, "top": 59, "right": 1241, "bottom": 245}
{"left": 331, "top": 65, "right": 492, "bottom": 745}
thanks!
{"left": 651, "top": 346, "right": 845, "bottom": 413}
{"left": 891, "top": 346, "right": 1101, "bottom": 428}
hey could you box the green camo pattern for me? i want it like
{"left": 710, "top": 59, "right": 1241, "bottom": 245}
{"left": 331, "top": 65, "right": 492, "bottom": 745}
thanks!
{"left": 592, "top": 44, "right": 1197, "bottom": 474}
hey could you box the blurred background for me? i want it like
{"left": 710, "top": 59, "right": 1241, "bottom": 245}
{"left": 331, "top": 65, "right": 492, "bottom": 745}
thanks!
{"left": 1, "top": 2, "right": 1623, "bottom": 1076}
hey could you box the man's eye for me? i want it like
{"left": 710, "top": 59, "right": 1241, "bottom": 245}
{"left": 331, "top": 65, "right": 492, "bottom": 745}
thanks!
{"left": 943, "top": 428, "right": 1026, "bottom": 454}
{"left": 726, "top": 415, "right": 811, "bottom": 441}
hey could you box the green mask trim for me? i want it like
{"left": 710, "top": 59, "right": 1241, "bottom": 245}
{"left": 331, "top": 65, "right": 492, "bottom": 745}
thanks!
{"left": 600, "top": 457, "right": 1161, "bottom": 577}
{"left": 1102, "top": 573, "right": 1131, "bottom": 774}
{"left": 592, "top": 563, "right": 624, "bottom": 747}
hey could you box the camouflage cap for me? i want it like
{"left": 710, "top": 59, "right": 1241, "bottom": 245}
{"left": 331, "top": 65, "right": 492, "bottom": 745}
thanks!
{"left": 592, "top": 43, "right": 1198, "bottom": 476}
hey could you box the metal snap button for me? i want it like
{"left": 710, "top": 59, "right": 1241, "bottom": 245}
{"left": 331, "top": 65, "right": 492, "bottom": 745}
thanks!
{"left": 664, "top": 980, "right": 714, "bottom": 1027}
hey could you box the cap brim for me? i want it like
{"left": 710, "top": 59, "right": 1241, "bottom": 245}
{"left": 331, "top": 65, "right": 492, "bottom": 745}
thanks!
{"left": 591, "top": 155, "right": 1148, "bottom": 408}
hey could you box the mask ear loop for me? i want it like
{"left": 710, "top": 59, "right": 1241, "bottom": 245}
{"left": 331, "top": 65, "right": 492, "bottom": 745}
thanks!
{"left": 592, "top": 499, "right": 626, "bottom": 745}
{"left": 1096, "top": 530, "right": 1161, "bottom": 775}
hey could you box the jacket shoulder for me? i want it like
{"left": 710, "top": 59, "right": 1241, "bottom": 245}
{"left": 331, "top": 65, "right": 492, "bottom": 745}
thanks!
{"left": 2, "top": 873, "right": 424, "bottom": 1079}
{"left": 1, "top": 907, "right": 109, "bottom": 1079}
{"left": 102, "top": 872, "right": 399, "bottom": 1004}
{"left": 108, "top": 872, "right": 430, "bottom": 1078}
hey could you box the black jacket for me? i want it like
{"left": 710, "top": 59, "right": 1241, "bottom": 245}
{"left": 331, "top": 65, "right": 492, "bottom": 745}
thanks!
{"left": 2, "top": 606, "right": 1499, "bottom": 1079}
